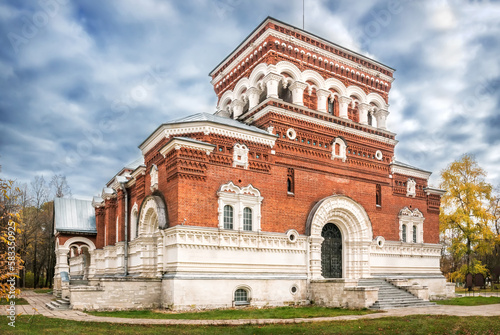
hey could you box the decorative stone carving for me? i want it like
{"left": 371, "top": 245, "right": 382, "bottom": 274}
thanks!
{"left": 150, "top": 164, "right": 158, "bottom": 191}
{"left": 374, "top": 109, "right": 389, "bottom": 130}
{"left": 246, "top": 87, "right": 262, "bottom": 110}
{"left": 232, "top": 143, "right": 249, "bottom": 169}
{"left": 306, "top": 195, "right": 373, "bottom": 279}
{"left": 286, "top": 128, "right": 297, "bottom": 140}
{"left": 316, "top": 89, "right": 331, "bottom": 112}
{"left": 338, "top": 96, "right": 352, "bottom": 119}
{"left": 217, "top": 181, "right": 263, "bottom": 231}
{"left": 262, "top": 73, "right": 282, "bottom": 99}
{"left": 406, "top": 178, "right": 416, "bottom": 198}
{"left": 289, "top": 81, "right": 308, "bottom": 106}
{"left": 358, "top": 103, "right": 371, "bottom": 125}
{"left": 398, "top": 207, "right": 425, "bottom": 243}
{"left": 231, "top": 99, "right": 246, "bottom": 119}
{"left": 331, "top": 137, "right": 347, "bottom": 162}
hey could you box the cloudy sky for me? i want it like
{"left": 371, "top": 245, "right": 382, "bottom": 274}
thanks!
{"left": 0, "top": 0, "right": 499, "bottom": 199}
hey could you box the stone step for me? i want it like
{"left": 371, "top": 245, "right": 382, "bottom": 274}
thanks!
{"left": 70, "top": 279, "right": 88, "bottom": 286}
{"left": 45, "top": 298, "right": 70, "bottom": 311}
{"left": 358, "top": 278, "right": 435, "bottom": 310}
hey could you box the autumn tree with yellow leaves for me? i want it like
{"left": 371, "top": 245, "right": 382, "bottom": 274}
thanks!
{"left": 439, "top": 154, "right": 497, "bottom": 282}
{"left": 0, "top": 178, "right": 24, "bottom": 300}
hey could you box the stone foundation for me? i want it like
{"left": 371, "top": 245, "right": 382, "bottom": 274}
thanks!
{"left": 161, "top": 277, "right": 308, "bottom": 311}
{"left": 309, "top": 279, "right": 378, "bottom": 309}
{"left": 70, "top": 277, "right": 161, "bottom": 310}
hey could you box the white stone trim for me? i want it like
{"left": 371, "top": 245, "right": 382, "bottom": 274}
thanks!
{"left": 286, "top": 229, "right": 299, "bottom": 243}
{"left": 308, "top": 195, "right": 373, "bottom": 280}
{"left": 232, "top": 143, "right": 249, "bottom": 169}
{"left": 286, "top": 128, "right": 297, "bottom": 140}
{"left": 164, "top": 225, "right": 306, "bottom": 253}
{"left": 63, "top": 237, "right": 96, "bottom": 251}
{"left": 391, "top": 163, "right": 432, "bottom": 180}
{"left": 398, "top": 207, "right": 425, "bottom": 243}
{"left": 139, "top": 198, "right": 160, "bottom": 237}
{"left": 331, "top": 137, "right": 347, "bottom": 162}
{"left": 217, "top": 182, "right": 263, "bottom": 232}
{"left": 406, "top": 178, "right": 416, "bottom": 197}
{"left": 210, "top": 20, "right": 394, "bottom": 84}
{"left": 140, "top": 122, "right": 276, "bottom": 155}
{"left": 159, "top": 138, "right": 216, "bottom": 157}
{"left": 150, "top": 164, "right": 158, "bottom": 191}
{"left": 370, "top": 241, "right": 441, "bottom": 258}
{"left": 248, "top": 104, "right": 398, "bottom": 146}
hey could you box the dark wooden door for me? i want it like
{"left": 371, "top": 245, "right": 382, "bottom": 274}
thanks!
{"left": 321, "top": 223, "right": 342, "bottom": 278}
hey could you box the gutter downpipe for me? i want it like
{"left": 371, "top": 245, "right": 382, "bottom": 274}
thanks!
{"left": 120, "top": 182, "right": 129, "bottom": 276}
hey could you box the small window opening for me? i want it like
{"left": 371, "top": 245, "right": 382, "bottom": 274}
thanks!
{"left": 413, "top": 225, "right": 417, "bottom": 243}
{"left": 287, "top": 168, "right": 295, "bottom": 194}
{"left": 234, "top": 288, "right": 249, "bottom": 305}
{"left": 402, "top": 224, "right": 407, "bottom": 242}
{"left": 376, "top": 184, "right": 382, "bottom": 207}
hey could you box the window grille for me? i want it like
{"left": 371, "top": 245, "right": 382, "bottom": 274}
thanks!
{"left": 243, "top": 207, "right": 252, "bottom": 231}
{"left": 224, "top": 205, "right": 233, "bottom": 229}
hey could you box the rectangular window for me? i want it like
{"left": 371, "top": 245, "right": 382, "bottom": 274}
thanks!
{"left": 376, "top": 184, "right": 382, "bottom": 207}
{"left": 287, "top": 168, "right": 295, "bottom": 194}
{"left": 402, "top": 224, "right": 407, "bottom": 242}
{"left": 243, "top": 207, "right": 252, "bottom": 231}
{"left": 413, "top": 225, "right": 417, "bottom": 243}
{"left": 224, "top": 205, "right": 233, "bottom": 229}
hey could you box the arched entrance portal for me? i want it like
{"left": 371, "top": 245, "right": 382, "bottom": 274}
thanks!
{"left": 321, "top": 223, "right": 342, "bottom": 278}
{"left": 306, "top": 195, "right": 373, "bottom": 279}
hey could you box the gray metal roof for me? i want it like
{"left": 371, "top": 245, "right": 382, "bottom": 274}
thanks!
{"left": 125, "top": 156, "right": 145, "bottom": 170}
{"left": 54, "top": 198, "right": 97, "bottom": 234}
{"left": 392, "top": 160, "right": 431, "bottom": 174}
{"left": 173, "top": 137, "right": 216, "bottom": 146}
{"left": 166, "top": 113, "right": 273, "bottom": 136}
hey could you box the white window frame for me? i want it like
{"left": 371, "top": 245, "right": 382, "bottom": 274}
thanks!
{"left": 398, "top": 207, "right": 425, "bottom": 243}
{"left": 331, "top": 137, "right": 347, "bottom": 162}
{"left": 223, "top": 205, "right": 234, "bottom": 230}
{"left": 218, "top": 182, "right": 263, "bottom": 231}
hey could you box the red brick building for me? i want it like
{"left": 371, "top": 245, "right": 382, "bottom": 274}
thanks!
{"left": 54, "top": 17, "right": 453, "bottom": 310}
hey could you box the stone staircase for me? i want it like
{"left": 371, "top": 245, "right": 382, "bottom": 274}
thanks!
{"left": 358, "top": 278, "right": 436, "bottom": 309}
{"left": 70, "top": 279, "right": 88, "bottom": 286}
{"left": 45, "top": 297, "right": 71, "bottom": 310}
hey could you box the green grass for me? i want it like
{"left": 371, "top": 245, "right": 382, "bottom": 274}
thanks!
{"left": 434, "top": 296, "right": 500, "bottom": 306}
{"left": 87, "top": 306, "right": 375, "bottom": 320}
{"left": 33, "top": 289, "right": 52, "bottom": 294}
{"left": 1, "top": 315, "right": 499, "bottom": 334}
{"left": 0, "top": 297, "right": 29, "bottom": 305}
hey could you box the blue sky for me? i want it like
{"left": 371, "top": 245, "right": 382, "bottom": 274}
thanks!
{"left": 1, "top": 0, "right": 499, "bottom": 199}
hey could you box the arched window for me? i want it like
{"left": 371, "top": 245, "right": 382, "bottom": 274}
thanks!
{"left": 368, "top": 112, "right": 373, "bottom": 126}
{"left": 234, "top": 288, "right": 249, "bottom": 305}
{"left": 243, "top": 207, "right": 252, "bottom": 231}
{"left": 328, "top": 99, "right": 334, "bottom": 115}
{"left": 399, "top": 207, "right": 425, "bottom": 243}
{"left": 224, "top": 205, "right": 234, "bottom": 229}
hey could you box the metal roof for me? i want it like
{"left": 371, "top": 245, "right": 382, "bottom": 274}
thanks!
{"left": 167, "top": 112, "right": 273, "bottom": 136}
{"left": 173, "top": 136, "right": 217, "bottom": 146}
{"left": 54, "top": 198, "right": 97, "bottom": 234}
{"left": 125, "top": 156, "right": 145, "bottom": 170}
{"left": 392, "top": 160, "right": 431, "bottom": 174}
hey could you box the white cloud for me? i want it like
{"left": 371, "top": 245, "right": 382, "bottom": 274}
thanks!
{"left": 1, "top": 0, "right": 499, "bottom": 196}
